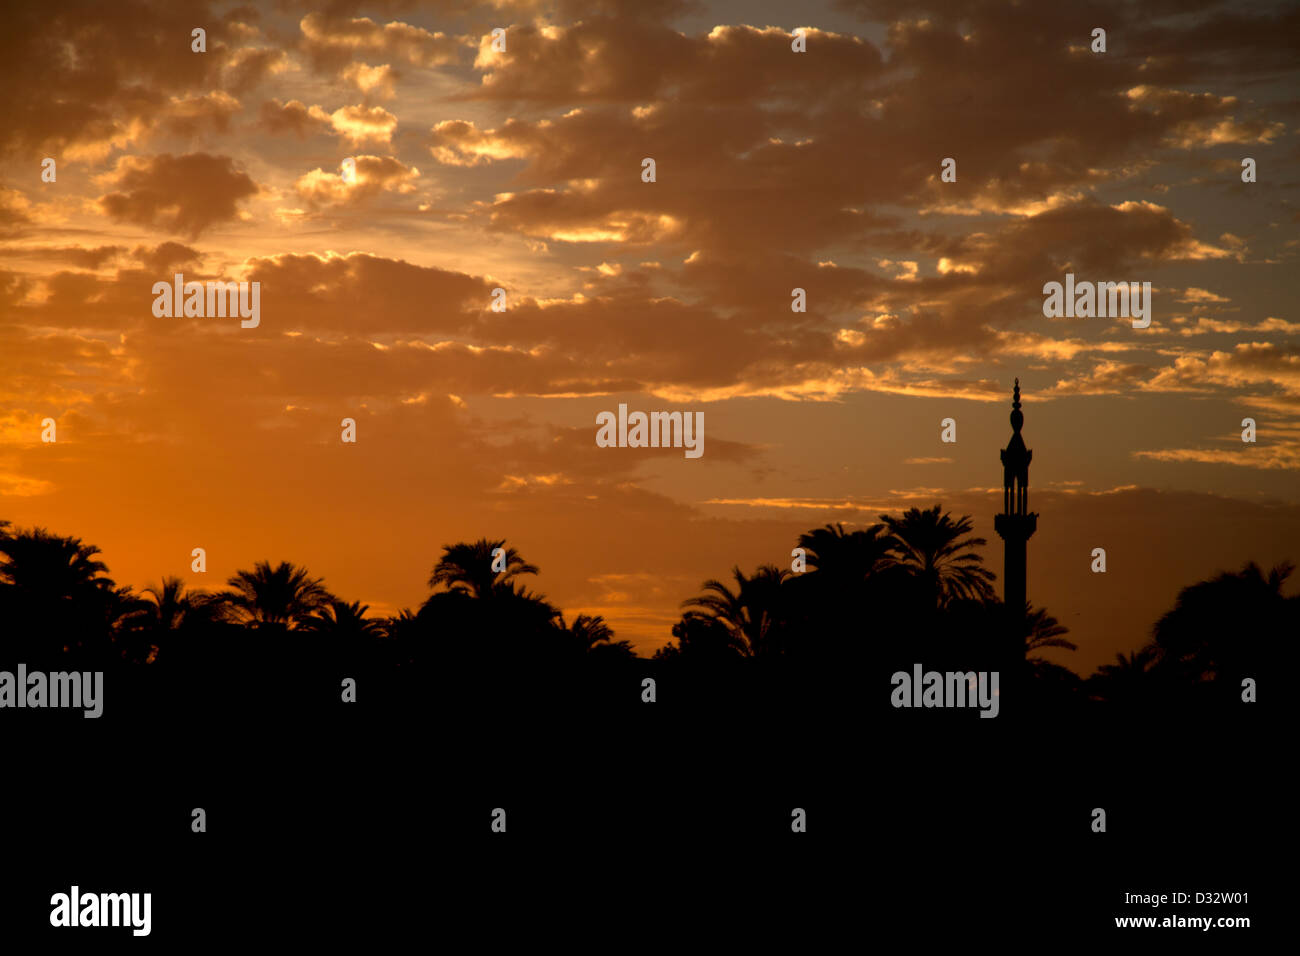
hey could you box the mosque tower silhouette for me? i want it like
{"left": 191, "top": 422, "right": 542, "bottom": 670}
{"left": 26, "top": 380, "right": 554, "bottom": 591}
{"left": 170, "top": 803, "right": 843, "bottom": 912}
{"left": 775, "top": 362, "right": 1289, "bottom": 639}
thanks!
{"left": 994, "top": 379, "right": 1037, "bottom": 613}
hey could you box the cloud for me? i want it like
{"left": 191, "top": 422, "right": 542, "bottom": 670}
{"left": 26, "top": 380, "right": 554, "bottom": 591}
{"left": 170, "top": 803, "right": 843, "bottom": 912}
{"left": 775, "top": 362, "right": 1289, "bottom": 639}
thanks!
{"left": 1178, "top": 287, "right": 1230, "bottom": 304}
{"left": 1175, "top": 317, "right": 1300, "bottom": 337}
{"left": 469, "top": 21, "right": 883, "bottom": 103}
{"left": 155, "top": 92, "right": 243, "bottom": 140}
{"left": 131, "top": 241, "right": 204, "bottom": 273}
{"left": 1120, "top": 87, "right": 1286, "bottom": 148}
{"left": 1047, "top": 361, "right": 1151, "bottom": 396}
{"left": 259, "top": 99, "right": 332, "bottom": 138}
{"left": 0, "top": 245, "right": 124, "bottom": 269}
{"left": 0, "top": 472, "right": 55, "bottom": 496}
{"left": 3, "top": 0, "right": 1298, "bottom": 675}
{"left": 298, "top": 11, "right": 467, "bottom": 71}
{"left": 0, "top": 1, "right": 292, "bottom": 160}
{"left": 260, "top": 99, "right": 397, "bottom": 146}
{"left": 1143, "top": 343, "right": 1300, "bottom": 405}
{"left": 327, "top": 104, "right": 399, "bottom": 145}
{"left": 96, "top": 153, "right": 260, "bottom": 238}
{"left": 1135, "top": 445, "right": 1300, "bottom": 471}
{"left": 240, "top": 251, "right": 490, "bottom": 334}
{"left": 220, "top": 46, "right": 291, "bottom": 94}
{"left": 293, "top": 155, "right": 421, "bottom": 206}
{"left": 342, "top": 62, "right": 398, "bottom": 100}
{"left": 0, "top": 187, "right": 33, "bottom": 235}
{"left": 428, "top": 119, "right": 534, "bottom": 166}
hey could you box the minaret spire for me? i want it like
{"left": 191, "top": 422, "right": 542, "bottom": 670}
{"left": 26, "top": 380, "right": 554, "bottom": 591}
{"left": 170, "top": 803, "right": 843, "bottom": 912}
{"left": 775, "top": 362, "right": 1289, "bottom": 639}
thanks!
{"left": 995, "top": 379, "right": 1037, "bottom": 614}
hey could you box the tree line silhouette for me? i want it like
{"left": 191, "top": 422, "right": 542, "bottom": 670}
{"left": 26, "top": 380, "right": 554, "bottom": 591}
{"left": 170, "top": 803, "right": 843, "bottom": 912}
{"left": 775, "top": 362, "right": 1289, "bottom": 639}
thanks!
{"left": 0, "top": 508, "right": 1292, "bottom": 712}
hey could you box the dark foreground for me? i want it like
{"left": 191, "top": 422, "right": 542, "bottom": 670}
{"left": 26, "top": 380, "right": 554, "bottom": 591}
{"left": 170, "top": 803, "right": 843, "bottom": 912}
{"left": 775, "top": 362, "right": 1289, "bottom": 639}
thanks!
{"left": 1, "top": 651, "right": 1280, "bottom": 945}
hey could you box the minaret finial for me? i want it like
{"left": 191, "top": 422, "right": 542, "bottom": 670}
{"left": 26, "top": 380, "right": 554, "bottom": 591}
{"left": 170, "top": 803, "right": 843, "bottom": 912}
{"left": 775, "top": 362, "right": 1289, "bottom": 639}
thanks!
{"left": 1010, "top": 379, "right": 1024, "bottom": 433}
{"left": 1013, "top": 377, "right": 1021, "bottom": 409}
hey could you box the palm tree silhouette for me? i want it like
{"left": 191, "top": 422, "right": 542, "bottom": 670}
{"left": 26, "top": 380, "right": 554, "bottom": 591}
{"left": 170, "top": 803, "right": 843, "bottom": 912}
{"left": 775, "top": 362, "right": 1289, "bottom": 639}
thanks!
{"left": 1022, "top": 605, "right": 1075, "bottom": 654}
{"left": 12, "top": 510, "right": 1291, "bottom": 718}
{"left": 490, "top": 580, "right": 563, "bottom": 628}
{"left": 1149, "top": 560, "right": 1296, "bottom": 689}
{"left": 219, "top": 560, "right": 333, "bottom": 631}
{"left": 307, "top": 599, "right": 385, "bottom": 640}
{"left": 1020, "top": 604, "right": 1078, "bottom": 679}
{"left": 682, "top": 564, "right": 792, "bottom": 656}
{"left": 417, "top": 541, "right": 563, "bottom": 678}
{"left": 1087, "top": 647, "right": 1156, "bottom": 704}
{"left": 1102, "top": 648, "right": 1155, "bottom": 676}
{"left": 373, "top": 608, "right": 424, "bottom": 667}
{"left": 798, "top": 522, "right": 894, "bottom": 579}
{"left": 135, "top": 577, "right": 197, "bottom": 632}
{"left": 785, "top": 521, "right": 923, "bottom": 665}
{"left": 880, "top": 505, "right": 995, "bottom": 607}
{"left": 117, "top": 576, "right": 219, "bottom": 664}
{"left": 0, "top": 526, "right": 116, "bottom": 601}
{"left": 0, "top": 525, "right": 127, "bottom": 663}
{"left": 656, "top": 611, "right": 748, "bottom": 660}
{"left": 302, "top": 598, "right": 388, "bottom": 669}
{"left": 562, "top": 613, "right": 636, "bottom": 659}
{"left": 428, "top": 539, "right": 539, "bottom": 599}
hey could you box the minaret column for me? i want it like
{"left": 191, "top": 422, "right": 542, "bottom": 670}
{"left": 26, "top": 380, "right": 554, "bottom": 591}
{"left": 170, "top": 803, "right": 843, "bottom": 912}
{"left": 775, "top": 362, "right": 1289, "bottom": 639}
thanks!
{"left": 994, "top": 379, "right": 1037, "bottom": 614}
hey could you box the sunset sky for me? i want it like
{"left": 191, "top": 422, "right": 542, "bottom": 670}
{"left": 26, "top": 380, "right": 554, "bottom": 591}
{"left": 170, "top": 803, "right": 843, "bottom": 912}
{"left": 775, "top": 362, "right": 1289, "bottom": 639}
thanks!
{"left": 2, "top": 0, "right": 1297, "bottom": 673}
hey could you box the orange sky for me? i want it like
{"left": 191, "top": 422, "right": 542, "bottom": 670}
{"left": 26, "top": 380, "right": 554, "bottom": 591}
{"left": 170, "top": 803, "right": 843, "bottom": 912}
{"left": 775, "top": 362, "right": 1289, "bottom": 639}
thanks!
{"left": 2, "top": 0, "right": 1298, "bottom": 674}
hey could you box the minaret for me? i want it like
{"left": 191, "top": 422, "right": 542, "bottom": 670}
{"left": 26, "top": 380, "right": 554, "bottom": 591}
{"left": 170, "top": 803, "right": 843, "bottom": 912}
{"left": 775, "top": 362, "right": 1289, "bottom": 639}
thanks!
{"left": 994, "top": 379, "right": 1037, "bottom": 614}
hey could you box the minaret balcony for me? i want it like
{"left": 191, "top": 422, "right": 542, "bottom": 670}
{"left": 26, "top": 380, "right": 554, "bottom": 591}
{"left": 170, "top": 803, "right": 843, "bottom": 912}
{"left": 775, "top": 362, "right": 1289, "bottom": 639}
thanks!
{"left": 994, "top": 512, "right": 1037, "bottom": 540}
